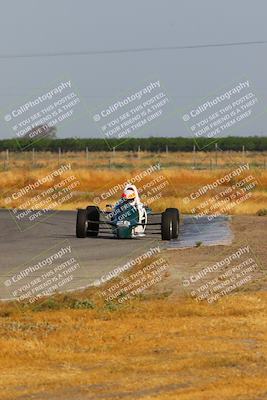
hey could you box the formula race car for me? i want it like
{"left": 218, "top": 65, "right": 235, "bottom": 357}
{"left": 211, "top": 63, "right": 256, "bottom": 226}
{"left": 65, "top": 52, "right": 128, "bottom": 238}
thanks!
{"left": 76, "top": 184, "right": 180, "bottom": 240}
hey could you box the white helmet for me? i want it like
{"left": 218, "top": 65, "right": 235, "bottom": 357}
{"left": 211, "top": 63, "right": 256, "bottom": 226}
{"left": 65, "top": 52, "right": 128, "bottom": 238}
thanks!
{"left": 121, "top": 187, "right": 136, "bottom": 202}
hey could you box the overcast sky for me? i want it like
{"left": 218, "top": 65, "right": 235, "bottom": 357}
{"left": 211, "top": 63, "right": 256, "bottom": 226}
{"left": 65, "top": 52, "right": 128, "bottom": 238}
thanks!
{"left": 0, "top": 0, "right": 266, "bottom": 140}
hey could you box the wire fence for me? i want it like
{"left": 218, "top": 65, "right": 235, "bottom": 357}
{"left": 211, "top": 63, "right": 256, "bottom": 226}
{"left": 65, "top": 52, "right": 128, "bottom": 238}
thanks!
{"left": 1, "top": 148, "right": 267, "bottom": 171}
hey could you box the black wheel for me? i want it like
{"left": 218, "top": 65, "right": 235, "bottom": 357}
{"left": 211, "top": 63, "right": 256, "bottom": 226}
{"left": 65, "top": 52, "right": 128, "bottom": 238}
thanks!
{"left": 165, "top": 208, "right": 179, "bottom": 238}
{"left": 86, "top": 206, "right": 100, "bottom": 237}
{"left": 76, "top": 209, "right": 88, "bottom": 238}
{"left": 161, "top": 208, "right": 179, "bottom": 240}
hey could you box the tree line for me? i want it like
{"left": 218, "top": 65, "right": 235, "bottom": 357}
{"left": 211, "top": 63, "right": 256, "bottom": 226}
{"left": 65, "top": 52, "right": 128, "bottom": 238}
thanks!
{"left": 0, "top": 136, "right": 267, "bottom": 152}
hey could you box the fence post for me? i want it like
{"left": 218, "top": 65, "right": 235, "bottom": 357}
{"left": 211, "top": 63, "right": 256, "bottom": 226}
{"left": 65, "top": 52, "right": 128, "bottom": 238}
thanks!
{"left": 32, "top": 148, "right": 35, "bottom": 166}
{"left": 5, "top": 149, "right": 9, "bottom": 170}
{"left": 215, "top": 143, "right": 218, "bottom": 168}
{"left": 138, "top": 145, "right": 141, "bottom": 159}
{"left": 58, "top": 147, "right": 61, "bottom": 165}
{"left": 193, "top": 145, "right": 196, "bottom": 169}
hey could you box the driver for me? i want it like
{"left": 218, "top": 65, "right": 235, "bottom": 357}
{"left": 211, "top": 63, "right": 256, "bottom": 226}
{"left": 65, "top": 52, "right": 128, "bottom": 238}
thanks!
{"left": 117, "top": 184, "right": 147, "bottom": 237}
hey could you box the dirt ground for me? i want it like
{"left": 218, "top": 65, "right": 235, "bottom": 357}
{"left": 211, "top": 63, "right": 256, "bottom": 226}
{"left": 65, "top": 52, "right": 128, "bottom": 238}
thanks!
{"left": 155, "top": 215, "right": 267, "bottom": 298}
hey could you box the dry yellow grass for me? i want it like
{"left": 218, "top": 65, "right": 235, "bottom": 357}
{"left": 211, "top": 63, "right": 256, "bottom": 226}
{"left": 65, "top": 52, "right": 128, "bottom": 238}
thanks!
{"left": 0, "top": 292, "right": 267, "bottom": 400}
{"left": 0, "top": 151, "right": 266, "bottom": 215}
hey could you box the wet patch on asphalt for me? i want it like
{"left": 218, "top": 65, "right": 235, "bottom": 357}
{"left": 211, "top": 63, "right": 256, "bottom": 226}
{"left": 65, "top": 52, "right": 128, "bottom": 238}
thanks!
{"left": 168, "top": 215, "right": 233, "bottom": 249}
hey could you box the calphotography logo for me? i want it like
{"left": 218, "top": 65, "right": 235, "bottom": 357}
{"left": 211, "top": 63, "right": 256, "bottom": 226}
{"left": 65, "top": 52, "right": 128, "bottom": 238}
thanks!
{"left": 89, "top": 78, "right": 173, "bottom": 146}
{"left": 180, "top": 79, "right": 264, "bottom": 149}
{"left": 5, "top": 163, "right": 81, "bottom": 231}
{"left": 1, "top": 241, "right": 89, "bottom": 303}
{"left": 2, "top": 78, "right": 84, "bottom": 149}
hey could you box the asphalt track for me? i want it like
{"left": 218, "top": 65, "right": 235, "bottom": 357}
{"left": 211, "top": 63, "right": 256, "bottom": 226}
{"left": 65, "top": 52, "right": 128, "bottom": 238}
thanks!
{"left": 0, "top": 209, "right": 232, "bottom": 300}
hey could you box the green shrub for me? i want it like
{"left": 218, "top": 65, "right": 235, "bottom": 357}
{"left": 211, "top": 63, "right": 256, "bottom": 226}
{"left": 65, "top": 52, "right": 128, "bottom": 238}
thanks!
{"left": 32, "top": 298, "right": 61, "bottom": 311}
{"left": 71, "top": 299, "right": 95, "bottom": 309}
{"left": 256, "top": 209, "right": 267, "bottom": 216}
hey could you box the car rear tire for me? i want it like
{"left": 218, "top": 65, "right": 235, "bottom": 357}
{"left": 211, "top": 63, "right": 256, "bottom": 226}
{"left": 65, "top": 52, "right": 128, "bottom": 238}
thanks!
{"left": 86, "top": 206, "right": 100, "bottom": 237}
{"left": 76, "top": 209, "right": 88, "bottom": 238}
{"left": 161, "top": 208, "right": 179, "bottom": 240}
{"left": 165, "top": 208, "right": 179, "bottom": 238}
